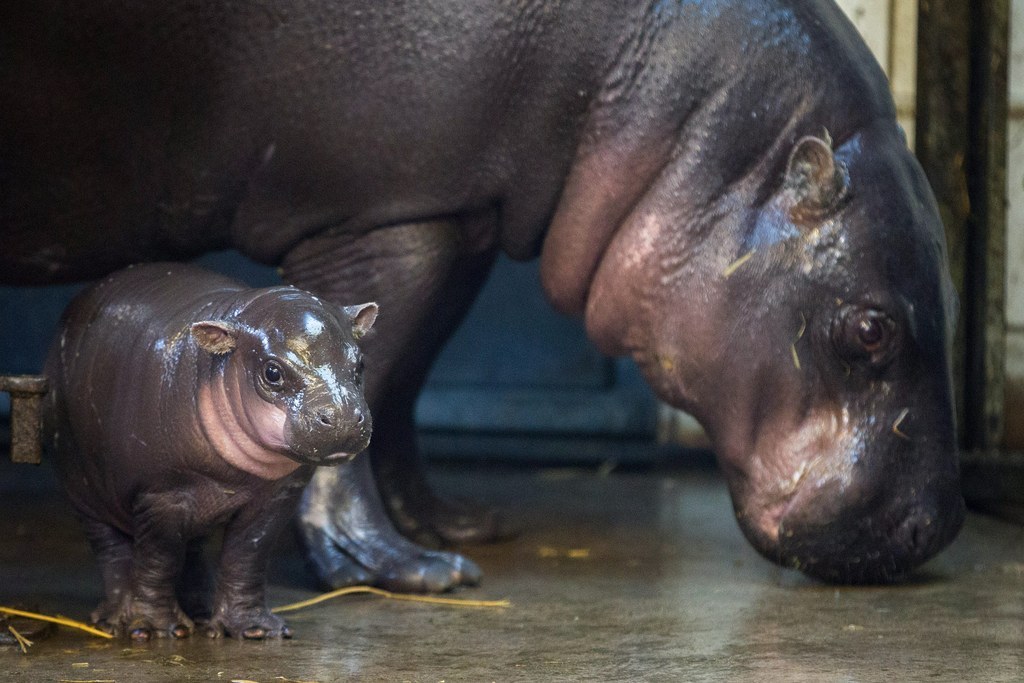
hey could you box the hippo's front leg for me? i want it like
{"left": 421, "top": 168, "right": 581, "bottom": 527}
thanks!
{"left": 204, "top": 476, "right": 307, "bottom": 640}
{"left": 281, "top": 220, "right": 496, "bottom": 591}
{"left": 120, "top": 494, "right": 195, "bottom": 641}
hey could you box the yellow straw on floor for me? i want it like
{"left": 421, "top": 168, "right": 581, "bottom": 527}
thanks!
{"left": 0, "top": 588, "right": 508, "bottom": 640}
{"left": 0, "top": 606, "right": 113, "bottom": 639}
{"left": 8, "top": 625, "right": 33, "bottom": 653}
{"left": 272, "top": 586, "right": 510, "bottom": 614}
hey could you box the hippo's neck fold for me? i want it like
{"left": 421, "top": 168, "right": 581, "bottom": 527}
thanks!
{"left": 544, "top": 0, "right": 895, "bottom": 333}
{"left": 198, "top": 361, "right": 297, "bottom": 481}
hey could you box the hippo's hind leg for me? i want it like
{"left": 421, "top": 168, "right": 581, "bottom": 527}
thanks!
{"left": 281, "top": 219, "right": 498, "bottom": 591}
{"left": 79, "top": 517, "right": 133, "bottom": 633}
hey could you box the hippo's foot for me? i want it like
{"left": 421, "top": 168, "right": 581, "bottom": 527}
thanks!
{"left": 203, "top": 604, "right": 291, "bottom": 640}
{"left": 299, "top": 521, "right": 483, "bottom": 593}
{"left": 94, "top": 597, "right": 194, "bottom": 641}
{"left": 386, "top": 481, "right": 515, "bottom": 547}
{"left": 298, "top": 462, "right": 482, "bottom": 593}
{"left": 89, "top": 597, "right": 122, "bottom": 631}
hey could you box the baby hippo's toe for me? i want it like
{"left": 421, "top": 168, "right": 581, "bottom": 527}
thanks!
{"left": 241, "top": 622, "right": 292, "bottom": 640}
{"left": 204, "top": 605, "right": 291, "bottom": 640}
{"left": 128, "top": 615, "right": 193, "bottom": 641}
{"left": 97, "top": 598, "right": 194, "bottom": 640}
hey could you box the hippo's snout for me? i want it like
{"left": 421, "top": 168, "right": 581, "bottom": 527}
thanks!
{"left": 749, "top": 471, "right": 966, "bottom": 584}
{"left": 892, "top": 505, "right": 946, "bottom": 558}
{"left": 775, "top": 494, "right": 965, "bottom": 584}
{"left": 286, "top": 402, "right": 372, "bottom": 465}
{"left": 720, "top": 388, "right": 965, "bottom": 584}
{"left": 314, "top": 406, "right": 368, "bottom": 428}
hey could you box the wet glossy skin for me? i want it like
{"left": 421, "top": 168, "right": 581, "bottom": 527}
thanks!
{"left": 45, "top": 263, "right": 377, "bottom": 639}
{"left": 5, "top": 1, "right": 961, "bottom": 585}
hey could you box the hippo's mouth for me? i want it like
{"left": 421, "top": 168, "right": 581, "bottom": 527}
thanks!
{"left": 734, "top": 484, "right": 804, "bottom": 559}
{"left": 320, "top": 451, "right": 360, "bottom": 465}
{"left": 287, "top": 450, "right": 362, "bottom": 467}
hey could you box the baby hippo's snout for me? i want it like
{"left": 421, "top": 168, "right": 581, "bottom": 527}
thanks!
{"left": 313, "top": 406, "right": 364, "bottom": 428}
{"left": 290, "top": 397, "right": 373, "bottom": 465}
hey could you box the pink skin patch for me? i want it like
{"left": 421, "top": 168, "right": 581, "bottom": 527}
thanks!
{"left": 737, "top": 407, "right": 858, "bottom": 544}
{"left": 198, "top": 363, "right": 299, "bottom": 481}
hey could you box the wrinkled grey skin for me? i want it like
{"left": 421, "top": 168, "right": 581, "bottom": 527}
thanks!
{"left": 4, "top": 0, "right": 962, "bottom": 585}
{"left": 46, "top": 263, "right": 377, "bottom": 640}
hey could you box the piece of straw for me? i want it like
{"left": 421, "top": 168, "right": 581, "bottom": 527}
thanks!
{"left": 892, "top": 408, "right": 911, "bottom": 441}
{"left": 723, "top": 250, "right": 756, "bottom": 278}
{"left": 0, "top": 606, "right": 113, "bottom": 640}
{"left": 272, "top": 586, "right": 510, "bottom": 614}
{"left": 8, "top": 625, "right": 33, "bottom": 653}
{"left": 791, "top": 312, "right": 807, "bottom": 371}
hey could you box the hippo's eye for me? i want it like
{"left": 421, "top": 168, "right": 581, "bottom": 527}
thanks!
{"left": 263, "top": 361, "right": 285, "bottom": 388}
{"left": 855, "top": 315, "right": 886, "bottom": 349}
{"left": 835, "top": 306, "right": 898, "bottom": 366}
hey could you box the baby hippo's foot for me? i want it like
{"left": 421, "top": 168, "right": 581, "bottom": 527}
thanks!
{"left": 94, "top": 597, "right": 194, "bottom": 641}
{"left": 90, "top": 597, "right": 122, "bottom": 634}
{"left": 204, "top": 603, "right": 292, "bottom": 640}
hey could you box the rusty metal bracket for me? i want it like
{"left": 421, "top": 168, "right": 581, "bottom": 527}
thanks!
{"left": 0, "top": 375, "right": 48, "bottom": 464}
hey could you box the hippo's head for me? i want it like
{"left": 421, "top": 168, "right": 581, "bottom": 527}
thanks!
{"left": 191, "top": 289, "right": 377, "bottom": 479}
{"left": 584, "top": 121, "right": 964, "bottom": 583}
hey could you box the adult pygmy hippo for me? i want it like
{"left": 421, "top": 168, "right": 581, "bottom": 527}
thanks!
{"left": 45, "top": 263, "right": 377, "bottom": 640}
{"left": 4, "top": 0, "right": 963, "bottom": 585}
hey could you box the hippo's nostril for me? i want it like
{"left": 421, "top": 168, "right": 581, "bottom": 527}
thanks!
{"left": 356, "top": 412, "right": 365, "bottom": 425}
{"left": 895, "top": 507, "right": 939, "bottom": 555}
{"left": 316, "top": 409, "right": 334, "bottom": 427}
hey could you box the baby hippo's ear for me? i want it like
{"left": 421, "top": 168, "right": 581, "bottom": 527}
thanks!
{"left": 343, "top": 302, "right": 379, "bottom": 339}
{"left": 190, "top": 321, "right": 239, "bottom": 355}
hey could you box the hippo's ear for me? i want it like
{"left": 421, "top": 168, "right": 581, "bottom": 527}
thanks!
{"left": 343, "top": 302, "right": 379, "bottom": 339}
{"left": 784, "top": 135, "right": 849, "bottom": 221}
{"left": 190, "top": 321, "right": 239, "bottom": 355}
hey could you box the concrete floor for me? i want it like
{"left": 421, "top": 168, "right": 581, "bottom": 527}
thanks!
{"left": 1, "top": 457, "right": 1022, "bottom": 682}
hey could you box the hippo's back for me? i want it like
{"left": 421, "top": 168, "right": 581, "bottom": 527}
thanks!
{"left": 1, "top": 1, "right": 631, "bottom": 282}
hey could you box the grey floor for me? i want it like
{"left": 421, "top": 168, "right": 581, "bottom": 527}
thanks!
{"left": 1, "top": 457, "right": 1022, "bottom": 682}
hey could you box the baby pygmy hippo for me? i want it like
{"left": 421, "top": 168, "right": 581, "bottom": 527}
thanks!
{"left": 45, "top": 263, "right": 377, "bottom": 641}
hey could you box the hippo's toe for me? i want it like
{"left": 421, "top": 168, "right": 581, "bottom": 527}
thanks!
{"left": 377, "top": 550, "right": 483, "bottom": 593}
{"left": 204, "top": 607, "right": 290, "bottom": 640}
{"left": 97, "top": 598, "right": 193, "bottom": 640}
{"left": 123, "top": 616, "right": 193, "bottom": 641}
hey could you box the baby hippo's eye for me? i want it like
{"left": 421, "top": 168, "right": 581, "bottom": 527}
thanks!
{"left": 263, "top": 360, "right": 285, "bottom": 388}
